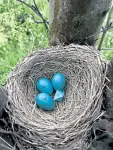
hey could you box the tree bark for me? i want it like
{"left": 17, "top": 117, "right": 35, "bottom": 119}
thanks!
{"left": 0, "top": 87, "right": 8, "bottom": 117}
{"left": 49, "top": 0, "right": 112, "bottom": 46}
{"left": 104, "top": 60, "right": 113, "bottom": 120}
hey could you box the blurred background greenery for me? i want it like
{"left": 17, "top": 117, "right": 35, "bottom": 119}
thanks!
{"left": 0, "top": 0, "right": 113, "bottom": 85}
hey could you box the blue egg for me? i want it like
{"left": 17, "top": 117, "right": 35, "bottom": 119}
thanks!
{"left": 36, "top": 77, "right": 53, "bottom": 95}
{"left": 36, "top": 93, "right": 55, "bottom": 111}
{"left": 52, "top": 73, "right": 66, "bottom": 90}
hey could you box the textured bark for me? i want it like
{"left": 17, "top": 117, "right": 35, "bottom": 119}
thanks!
{"left": 0, "top": 87, "right": 8, "bottom": 117}
{"left": 49, "top": 0, "right": 112, "bottom": 46}
{"left": 104, "top": 60, "right": 113, "bottom": 120}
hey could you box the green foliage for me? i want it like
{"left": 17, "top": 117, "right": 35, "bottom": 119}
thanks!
{"left": 100, "top": 28, "right": 113, "bottom": 60}
{"left": 0, "top": 0, "right": 49, "bottom": 85}
{"left": 99, "top": 29, "right": 113, "bottom": 60}
{"left": 91, "top": 147, "right": 96, "bottom": 150}
{"left": 102, "top": 31, "right": 113, "bottom": 48}
{"left": 99, "top": 12, "right": 113, "bottom": 61}
{"left": 101, "top": 50, "right": 113, "bottom": 60}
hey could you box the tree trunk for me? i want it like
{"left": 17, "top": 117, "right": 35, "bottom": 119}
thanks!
{"left": 49, "top": 1, "right": 113, "bottom": 149}
{"left": 49, "top": 0, "right": 112, "bottom": 46}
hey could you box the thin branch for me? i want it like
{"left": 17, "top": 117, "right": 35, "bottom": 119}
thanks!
{"left": 98, "top": 5, "right": 113, "bottom": 51}
{"left": 16, "top": 0, "right": 49, "bottom": 31}
{"left": 33, "top": 21, "right": 47, "bottom": 24}
{"left": 106, "top": 6, "right": 113, "bottom": 27}
{"left": 85, "top": 29, "right": 103, "bottom": 40}
{"left": 31, "top": 15, "right": 49, "bottom": 24}
{"left": 101, "top": 48, "right": 113, "bottom": 50}
{"left": 83, "top": 26, "right": 113, "bottom": 45}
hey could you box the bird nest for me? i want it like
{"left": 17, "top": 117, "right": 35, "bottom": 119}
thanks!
{"left": 6, "top": 44, "right": 106, "bottom": 150}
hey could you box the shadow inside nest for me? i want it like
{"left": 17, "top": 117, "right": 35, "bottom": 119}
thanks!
{"left": 89, "top": 117, "right": 113, "bottom": 150}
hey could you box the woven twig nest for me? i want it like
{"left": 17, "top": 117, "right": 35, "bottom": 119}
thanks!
{"left": 6, "top": 44, "right": 106, "bottom": 150}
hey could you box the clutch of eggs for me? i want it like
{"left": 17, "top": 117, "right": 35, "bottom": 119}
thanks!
{"left": 36, "top": 73, "right": 66, "bottom": 111}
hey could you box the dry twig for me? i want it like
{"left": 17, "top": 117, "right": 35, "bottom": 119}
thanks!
{"left": 16, "top": 0, "right": 49, "bottom": 31}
